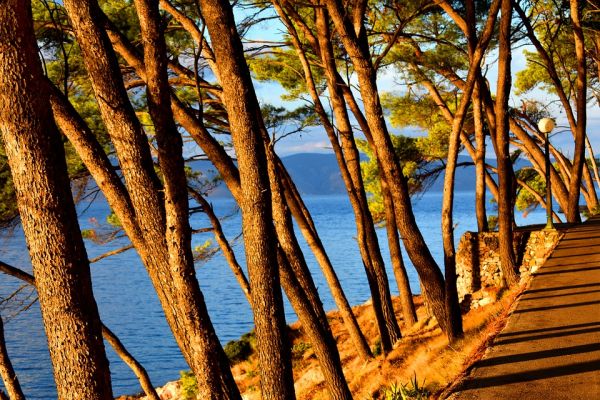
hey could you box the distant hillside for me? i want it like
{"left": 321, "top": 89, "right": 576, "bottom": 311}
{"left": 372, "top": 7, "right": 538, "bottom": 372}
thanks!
{"left": 280, "top": 153, "right": 347, "bottom": 195}
{"left": 192, "top": 153, "right": 532, "bottom": 197}
{"left": 191, "top": 153, "right": 350, "bottom": 197}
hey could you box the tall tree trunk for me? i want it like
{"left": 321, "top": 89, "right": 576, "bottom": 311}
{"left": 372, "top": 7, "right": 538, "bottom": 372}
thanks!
{"left": 0, "top": 315, "right": 25, "bottom": 400}
{"left": 262, "top": 137, "right": 353, "bottom": 399}
{"left": 276, "top": 162, "right": 373, "bottom": 359}
{"left": 494, "top": 0, "right": 519, "bottom": 286}
{"left": 440, "top": 0, "right": 500, "bottom": 339}
{"left": 381, "top": 180, "right": 418, "bottom": 326}
{"left": 309, "top": 5, "right": 400, "bottom": 350}
{"left": 0, "top": 2, "right": 112, "bottom": 398}
{"left": 323, "top": 0, "right": 459, "bottom": 341}
{"left": 61, "top": 1, "right": 241, "bottom": 397}
{"left": 197, "top": 0, "right": 296, "bottom": 398}
{"left": 474, "top": 82, "right": 489, "bottom": 232}
{"left": 104, "top": 15, "right": 360, "bottom": 391}
{"left": 464, "top": 0, "right": 489, "bottom": 232}
{"left": 566, "top": 0, "right": 587, "bottom": 222}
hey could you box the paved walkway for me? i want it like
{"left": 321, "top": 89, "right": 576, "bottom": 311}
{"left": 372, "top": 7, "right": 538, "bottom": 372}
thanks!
{"left": 451, "top": 217, "right": 600, "bottom": 399}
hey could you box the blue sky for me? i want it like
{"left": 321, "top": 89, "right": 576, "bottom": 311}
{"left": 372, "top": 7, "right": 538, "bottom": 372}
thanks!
{"left": 252, "top": 49, "right": 600, "bottom": 157}
{"left": 235, "top": 5, "right": 600, "bottom": 158}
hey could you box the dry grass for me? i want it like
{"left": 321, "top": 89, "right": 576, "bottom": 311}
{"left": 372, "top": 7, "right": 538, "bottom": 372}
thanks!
{"left": 231, "top": 284, "right": 525, "bottom": 400}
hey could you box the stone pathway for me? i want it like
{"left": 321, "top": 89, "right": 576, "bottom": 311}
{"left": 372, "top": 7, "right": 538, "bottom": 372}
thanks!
{"left": 451, "top": 217, "right": 600, "bottom": 399}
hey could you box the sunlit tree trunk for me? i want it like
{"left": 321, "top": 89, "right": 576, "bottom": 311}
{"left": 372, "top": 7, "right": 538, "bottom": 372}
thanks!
{"left": 310, "top": 5, "right": 401, "bottom": 350}
{"left": 197, "top": 0, "right": 296, "bottom": 398}
{"left": 60, "top": 1, "right": 240, "bottom": 397}
{"left": 323, "top": 0, "right": 458, "bottom": 340}
{"left": 104, "top": 16, "right": 357, "bottom": 393}
{"left": 566, "top": 0, "right": 587, "bottom": 222}
{"left": 474, "top": 82, "right": 489, "bottom": 232}
{"left": 0, "top": 261, "right": 161, "bottom": 400}
{"left": 494, "top": 0, "right": 519, "bottom": 286}
{"left": 0, "top": 2, "right": 112, "bottom": 398}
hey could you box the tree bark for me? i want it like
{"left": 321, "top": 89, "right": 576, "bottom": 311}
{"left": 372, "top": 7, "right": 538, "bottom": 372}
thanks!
{"left": 440, "top": 0, "right": 501, "bottom": 339}
{"left": 196, "top": 0, "right": 296, "bottom": 398}
{"left": 474, "top": 82, "right": 489, "bottom": 232}
{"left": 494, "top": 0, "right": 519, "bottom": 286}
{"left": 60, "top": 1, "right": 241, "bottom": 397}
{"left": 324, "top": 0, "right": 457, "bottom": 340}
{"left": 276, "top": 161, "right": 373, "bottom": 360}
{"left": 566, "top": 0, "right": 587, "bottom": 222}
{"left": 104, "top": 15, "right": 358, "bottom": 394}
{"left": 0, "top": 2, "right": 112, "bottom": 398}
{"left": 381, "top": 179, "right": 418, "bottom": 326}
{"left": 309, "top": 4, "right": 401, "bottom": 351}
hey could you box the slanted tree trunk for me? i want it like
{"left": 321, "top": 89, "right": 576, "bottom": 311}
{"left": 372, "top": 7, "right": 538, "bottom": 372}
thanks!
{"left": 0, "top": 315, "right": 25, "bottom": 400}
{"left": 465, "top": 0, "right": 489, "bottom": 233}
{"left": 473, "top": 82, "right": 489, "bottom": 232}
{"left": 566, "top": 0, "right": 587, "bottom": 222}
{"left": 97, "top": 18, "right": 355, "bottom": 395}
{"left": 310, "top": 5, "right": 401, "bottom": 350}
{"left": 261, "top": 138, "right": 352, "bottom": 400}
{"left": 275, "top": 160, "right": 373, "bottom": 359}
{"left": 0, "top": 2, "right": 112, "bottom": 398}
{"left": 60, "top": 1, "right": 241, "bottom": 397}
{"left": 440, "top": 0, "right": 501, "bottom": 339}
{"left": 381, "top": 179, "right": 418, "bottom": 326}
{"left": 196, "top": 0, "right": 296, "bottom": 398}
{"left": 494, "top": 0, "right": 519, "bottom": 286}
{"left": 189, "top": 189, "right": 252, "bottom": 303}
{"left": 323, "top": 0, "right": 458, "bottom": 340}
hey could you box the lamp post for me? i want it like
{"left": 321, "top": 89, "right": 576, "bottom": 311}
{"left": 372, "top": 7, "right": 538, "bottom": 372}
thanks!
{"left": 538, "top": 117, "right": 556, "bottom": 230}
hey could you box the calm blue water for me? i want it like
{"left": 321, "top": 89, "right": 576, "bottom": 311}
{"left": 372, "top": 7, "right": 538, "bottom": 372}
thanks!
{"left": 0, "top": 191, "right": 547, "bottom": 398}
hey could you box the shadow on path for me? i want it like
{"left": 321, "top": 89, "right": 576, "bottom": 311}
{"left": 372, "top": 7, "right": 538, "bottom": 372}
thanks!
{"left": 451, "top": 218, "right": 600, "bottom": 399}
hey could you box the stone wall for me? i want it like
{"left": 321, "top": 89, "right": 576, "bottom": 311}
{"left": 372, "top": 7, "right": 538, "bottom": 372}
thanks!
{"left": 456, "top": 229, "right": 561, "bottom": 304}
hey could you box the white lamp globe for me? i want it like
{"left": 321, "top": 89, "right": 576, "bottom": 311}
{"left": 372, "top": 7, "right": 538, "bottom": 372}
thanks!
{"left": 538, "top": 118, "right": 555, "bottom": 134}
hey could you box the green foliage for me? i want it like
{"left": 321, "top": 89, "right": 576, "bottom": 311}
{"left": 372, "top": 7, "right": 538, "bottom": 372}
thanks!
{"left": 106, "top": 211, "right": 121, "bottom": 227}
{"left": 193, "top": 239, "right": 217, "bottom": 261}
{"left": 179, "top": 371, "right": 198, "bottom": 400}
{"left": 487, "top": 215, "right": 498, "bottom": 231}
{"left": 357, "top": 132, "right": 437, "bottom": 222}
{"left": 249, "top": 49, "right": 324, "bottom": 101}
{"left": 291, "top": 342, "right": 312, "bottom": 359}
{"left": 515, "top": 168, "right": 546, "bottom": 217}
{"left": 261, "top": 103, "right": 319, "bottom": 142}
{"left": 372, "top": 339, "right": 382, "bottom": 357}
{"left": 514, "top": 0, "right": 599, "bottom": 99}
{"left": 583, "top": 204, "right": 600, "bottom": 218}
{"left": 381, "top": 374, "right": 431, "bottom": 400}
{"left": 223, "top": 331, "right": 256, "bottom": 365}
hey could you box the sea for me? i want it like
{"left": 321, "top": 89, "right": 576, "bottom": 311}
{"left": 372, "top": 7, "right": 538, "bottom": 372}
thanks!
{"left": 0, "top": 191, "right": 547, "bottom": 398}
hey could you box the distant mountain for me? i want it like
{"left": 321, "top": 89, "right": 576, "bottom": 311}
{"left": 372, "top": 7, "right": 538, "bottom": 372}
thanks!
{"left": 191, "top": 152, "right": 350, "bottom": 197}
{"left": 192, "top": 152, "right": 532, "bottom": 197}
{"left": 279, "top": 153, "right": 348, "bottom": 195}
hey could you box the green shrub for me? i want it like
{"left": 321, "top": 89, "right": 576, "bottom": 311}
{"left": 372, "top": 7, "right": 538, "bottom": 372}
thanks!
{"left": 291, "top": 342, "right": 312, "bottom": 359}
{"left": 487, "top": 215, "right": 498, "bottom": 230}
{"left": 373, "top": 339, "right": 382, "bottom": 357}
{"left": 224, "top": 331, "right": 256, "bottom": 364}
{"left": 382, "top": 373, "right": 430, "bottom": 400}
{"left": 180, "top": 371, "right": 198, "bottom": 400}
